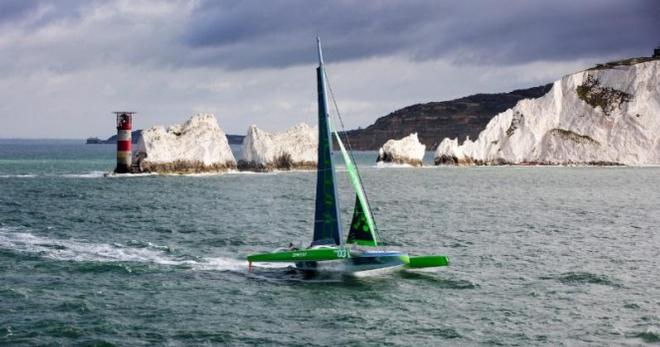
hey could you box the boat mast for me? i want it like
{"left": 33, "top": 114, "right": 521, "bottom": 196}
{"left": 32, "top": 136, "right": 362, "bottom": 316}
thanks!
{"left": 312, "top": 37, "right": 344, "bottom": 246}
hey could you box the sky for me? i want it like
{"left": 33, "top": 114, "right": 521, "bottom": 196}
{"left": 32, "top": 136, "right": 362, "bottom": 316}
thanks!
{"left": 0, "top": 0, "right": 657, "bottom": 139}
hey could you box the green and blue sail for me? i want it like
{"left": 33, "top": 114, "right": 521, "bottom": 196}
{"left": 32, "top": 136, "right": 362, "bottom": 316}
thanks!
{"left": 312, "top": 37, "right": 378, "bottom": 247}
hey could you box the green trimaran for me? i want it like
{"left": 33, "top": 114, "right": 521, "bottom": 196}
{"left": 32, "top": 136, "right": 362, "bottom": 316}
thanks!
{"left": 247, "top": 38, "right": 449, "bottom": 273}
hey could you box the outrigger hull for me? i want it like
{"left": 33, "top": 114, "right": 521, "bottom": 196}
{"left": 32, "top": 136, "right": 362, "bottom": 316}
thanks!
{"left": 247, "top": 247, "right": 448, "bottom": 273}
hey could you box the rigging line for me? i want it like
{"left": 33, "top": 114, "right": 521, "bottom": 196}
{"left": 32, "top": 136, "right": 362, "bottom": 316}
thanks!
{"left": 323, "top": 69, "right": 384, "bottom": 247}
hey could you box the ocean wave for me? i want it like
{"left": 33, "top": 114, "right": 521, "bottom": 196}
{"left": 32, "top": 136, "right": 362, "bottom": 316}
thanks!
{"left": 0, "top": 229, "right": 252, "bottom": 272}
{"left": 541, "top": 271, "right": 620, "bottom": 287}
{"left": 61, "top": 171, "right": 107, "bottom": 178}
{"left": 628, "top": 327, "right": 660, "bottom": 343}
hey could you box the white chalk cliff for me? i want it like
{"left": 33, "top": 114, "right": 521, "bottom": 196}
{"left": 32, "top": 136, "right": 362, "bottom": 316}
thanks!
{"left": 377, "top": 133, "right": 426, "bottom": 166}
{"left": 435, "top": 58, "right": 660, "bottom": 166}
{"left": 135, "top": 113, "right": 236, "bottom": 173}
{"left": 238, "top": 123, "right": 317, "bottom": 171}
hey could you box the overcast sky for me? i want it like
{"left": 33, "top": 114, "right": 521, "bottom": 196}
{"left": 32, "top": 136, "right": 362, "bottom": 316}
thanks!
{"left": 0, "top": 0, "right": 657, "bottom": 138}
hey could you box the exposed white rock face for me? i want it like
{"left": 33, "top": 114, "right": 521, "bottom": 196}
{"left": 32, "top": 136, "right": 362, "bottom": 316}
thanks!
{"left": 435, "top": 59, "right": 660, "bottom": 166}
{"left": 377, "top": 133, "right": 426, "bottom": 166}
{"left": 238, "top": 123, "right": 317, "bottom": 171}
{"left": 135, "top": 113, "right": 236, "bottom": 173}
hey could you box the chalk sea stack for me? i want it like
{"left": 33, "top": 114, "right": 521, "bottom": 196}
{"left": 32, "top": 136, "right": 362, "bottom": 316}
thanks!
{"left": 435, "top": 58, "right": 660, "bottom": 166}
{"left": 134, "top": 113, "right": 236, "bottom": 173}
{"left": 377, "top": 133, "right": 426, "bottom": 166}
{"left": 238, "top": 123, "right": 317, "bottom": 172}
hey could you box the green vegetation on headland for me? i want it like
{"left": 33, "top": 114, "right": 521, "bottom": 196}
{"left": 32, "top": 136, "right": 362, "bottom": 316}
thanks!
{"left": 576, "top": 75, "right": 632, "bottom": 116}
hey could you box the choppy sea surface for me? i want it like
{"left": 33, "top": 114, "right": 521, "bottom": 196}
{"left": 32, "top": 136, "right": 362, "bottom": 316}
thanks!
{"left": 1, "top": 139, "right": 659, "bottom": 346}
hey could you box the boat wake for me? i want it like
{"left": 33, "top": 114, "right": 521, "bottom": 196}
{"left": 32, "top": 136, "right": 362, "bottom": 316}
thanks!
{"left": 0, "top": 228, "right": 252, "bottom": 273}
{"left": 0, "top": 229, "right": 413, "bottom": 282}
{"left": 0, "top": 174, "right": 37, "bottom": 178}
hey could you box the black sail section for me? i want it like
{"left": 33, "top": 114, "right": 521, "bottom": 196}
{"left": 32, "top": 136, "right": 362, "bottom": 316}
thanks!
{"left": 347, "top": 195, "right": 376, "bottom": 245}
{"left": 312, "top": 59, "right": 343, "bottom": 246}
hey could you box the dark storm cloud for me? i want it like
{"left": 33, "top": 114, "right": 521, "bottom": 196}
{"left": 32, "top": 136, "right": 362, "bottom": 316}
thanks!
{"left": 1, "top": 0, "right": 657, "bottom": 72}
{"left": 0, "top": 0, "right": 92, "bottom": 28}
{"left": 182, "top": 0, "right": 659, "bottom": 69}
{"left": 0, "top": 0, "right": 40, "bottom": 23}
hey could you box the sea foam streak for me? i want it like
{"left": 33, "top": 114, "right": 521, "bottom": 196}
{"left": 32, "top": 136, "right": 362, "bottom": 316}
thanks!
{"left": 0, "top": 229, "right": 254, "bottom": 272}
{"left": 375, "top": 162, "right": 414, "bottom": 169}
{"left": 61, "top": 171, "right": 106, "bottom": 178}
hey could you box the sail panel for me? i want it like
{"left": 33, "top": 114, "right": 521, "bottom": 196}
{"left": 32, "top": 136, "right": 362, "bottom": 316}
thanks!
{"left": 312, "top": 60, "right": 343, "bottom": 246}
{"left": 332, "top": 128, "right": 378, "bottom": 246}
{"left": 347, "top": 195, "right": 377, "bottom": 246}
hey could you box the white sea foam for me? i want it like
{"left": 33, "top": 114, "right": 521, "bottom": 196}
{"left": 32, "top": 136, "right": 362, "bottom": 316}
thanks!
{"left": 61, "top": 171, "right": 106, "bottom": 178}
{"left": 225, "top": 170, "right": 281, "bottom": 176}
{"left": 173, "top": 171, "right": 233, "bottom": 177}
{"left": 103, "top": 172, "right": 158, "bottom": 178}
{"left": 375, "top": 162, "right": 414, "bottom": 169}
{"left": 0, "top": 229, "right": 250, "bottom": 272}
{"left": 0, "top": 174, "right": 37, "bottom": 178}
{"left": 191, "top": 257, "right": 245, "bottom": 271}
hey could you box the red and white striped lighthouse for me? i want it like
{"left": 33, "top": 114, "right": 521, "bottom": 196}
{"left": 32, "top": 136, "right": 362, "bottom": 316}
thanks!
{"left": 113, "top": 112, "right": 136, "bottom": 173}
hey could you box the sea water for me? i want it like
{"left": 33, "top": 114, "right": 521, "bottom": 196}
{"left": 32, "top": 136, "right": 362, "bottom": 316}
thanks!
{"left": 1, "top": 139, "right": 659, "bottom": 346}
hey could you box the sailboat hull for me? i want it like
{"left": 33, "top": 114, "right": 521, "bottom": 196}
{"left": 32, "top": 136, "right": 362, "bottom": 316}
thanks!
{"left": 295, "top": 250, "right": 409, "bottom": 273}
{"left": 247, "top": 246, "right": 449, "bottom": 273}
{"left": 247, "top": 247, "right": 412, "bottom": 273}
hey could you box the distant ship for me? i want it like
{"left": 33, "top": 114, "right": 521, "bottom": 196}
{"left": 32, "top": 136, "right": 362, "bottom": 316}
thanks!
{"left": 85, "top": 137, "right": 102, "bottom": 144}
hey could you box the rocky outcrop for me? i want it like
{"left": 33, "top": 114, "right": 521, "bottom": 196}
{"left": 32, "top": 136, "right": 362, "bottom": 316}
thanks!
{"left": 341, "top": 84, "right": 552, "bottom": 150}
{"left": 434, "top": 58, "right": 660, "bottom": 166}
{"left": 134, "top": 113, "right": 236, "bottom": 173}
{"left": 377, "top": 133, "right": 426, "bottom": 166}
{"left": 238, "top": 123, "right": 317, "bottom": 171}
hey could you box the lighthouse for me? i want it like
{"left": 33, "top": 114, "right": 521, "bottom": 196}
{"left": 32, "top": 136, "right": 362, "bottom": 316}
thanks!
{"left": 113, "top": 112, "right": 136, "bottom": 173}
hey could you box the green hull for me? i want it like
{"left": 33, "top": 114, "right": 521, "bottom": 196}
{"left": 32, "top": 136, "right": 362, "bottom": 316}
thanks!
{"left": 247, "top": 247, "right": 349, "bottom": 263}
{"left": 405, "top": 255, "right": 449, "bottom": 269}
{"left": 247, "top": 247, "right": 448, "bottom": 273}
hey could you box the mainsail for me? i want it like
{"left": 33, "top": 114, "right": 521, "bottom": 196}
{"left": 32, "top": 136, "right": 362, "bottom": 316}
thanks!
{"left": 312, "top": 38, "right": 343, "bottom": 246}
